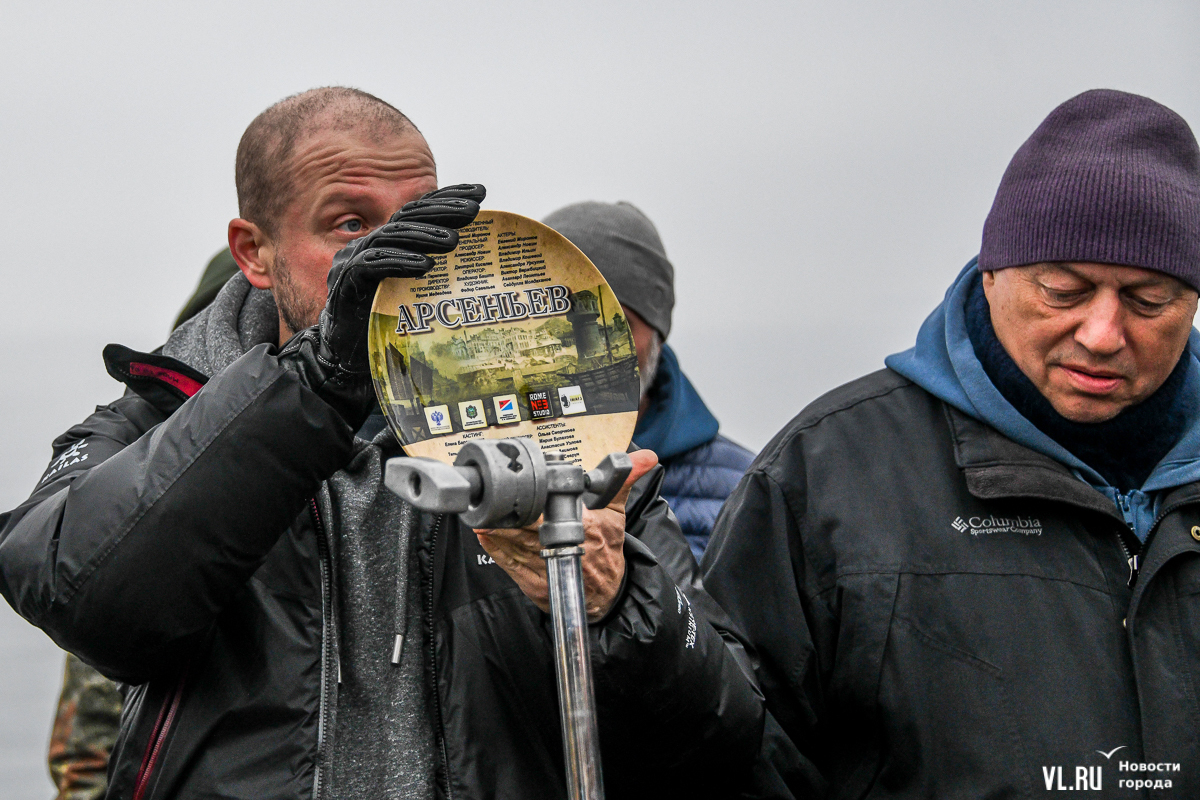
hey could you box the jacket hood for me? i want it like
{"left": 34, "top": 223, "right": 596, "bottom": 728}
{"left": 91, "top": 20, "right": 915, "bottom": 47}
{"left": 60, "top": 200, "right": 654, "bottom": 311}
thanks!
{"left": 886, "top": 260, "right": 1200, "bottom": 526}
{"left": 633, "top": 345, "right": 720, "bottom": 461}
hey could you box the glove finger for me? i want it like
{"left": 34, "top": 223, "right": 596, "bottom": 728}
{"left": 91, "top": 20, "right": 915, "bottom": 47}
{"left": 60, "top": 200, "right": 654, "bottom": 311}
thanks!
{"left": 419, "top": 183, "right": 486, "bottom": 204}
{"left": 368, "top": 221, "right": 460, "bottom": 255}
{"left": 357, "top": 249, "right": 437, "bottom": 278}
{"left": 330, "top": 233, "right": 370, "bottom": 273}
{"left": 391, "top": 197, "right": 481, "bottom": 228}
{"left": 325, "top": 249, "right": 435, "bottom": 334}
{"left": 328, "top": 249, "right": 435, "bottom": 298}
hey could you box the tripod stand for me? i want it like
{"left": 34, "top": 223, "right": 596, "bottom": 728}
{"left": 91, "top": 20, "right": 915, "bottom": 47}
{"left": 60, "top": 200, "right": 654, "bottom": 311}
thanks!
{"left": 385, "top": 438, "right": 632, "bottom": 800}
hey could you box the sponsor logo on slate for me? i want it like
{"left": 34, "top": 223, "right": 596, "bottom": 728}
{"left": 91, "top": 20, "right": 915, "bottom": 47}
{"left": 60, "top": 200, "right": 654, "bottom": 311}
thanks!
{"left": 527, "top": 390, "right": 553, "bottom": 419}
{"left": 493, "top": 394, "right": 520, "bottom": 424}
{"left": 952, "top": 514, "right": 1042, "bottom": 536}
{"left": 424, "top": 404, "right": 453, "bottom": 435}
{"left": 557, "top": 385, "right": 587, "bottom": 416}
{"left": 458, "top": 399, "right": 487, "bottom": 430}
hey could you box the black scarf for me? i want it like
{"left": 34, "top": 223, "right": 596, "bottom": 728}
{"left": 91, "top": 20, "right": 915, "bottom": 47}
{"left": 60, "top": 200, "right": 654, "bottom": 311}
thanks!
{"left": 965, "top": 276, "right": 1189, "bottom": 492}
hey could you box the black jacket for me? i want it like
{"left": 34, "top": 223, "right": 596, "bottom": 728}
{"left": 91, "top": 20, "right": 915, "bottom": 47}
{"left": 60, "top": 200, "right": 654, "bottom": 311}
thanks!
{"left": 704, "top": 369, "right": 1200, "bottom": 798}
{"left": 0, "top": 344, "right": 762, "bottom": 800}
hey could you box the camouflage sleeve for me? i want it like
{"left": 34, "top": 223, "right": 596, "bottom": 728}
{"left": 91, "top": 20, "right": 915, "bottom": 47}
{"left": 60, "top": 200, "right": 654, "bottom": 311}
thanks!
{"left": 48, "top": 653, "right": 123, "bottom": 800}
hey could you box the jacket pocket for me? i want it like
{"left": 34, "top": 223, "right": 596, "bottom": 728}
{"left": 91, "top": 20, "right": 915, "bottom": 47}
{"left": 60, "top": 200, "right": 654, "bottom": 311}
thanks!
{"left": 872, "top": 614, "right": 1032, "bottom": 798}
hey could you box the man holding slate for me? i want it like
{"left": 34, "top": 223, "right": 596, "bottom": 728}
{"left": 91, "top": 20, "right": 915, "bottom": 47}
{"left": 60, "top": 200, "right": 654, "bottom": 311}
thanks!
{"left": 0, "top": 87, "right": 761, "bottom": 799}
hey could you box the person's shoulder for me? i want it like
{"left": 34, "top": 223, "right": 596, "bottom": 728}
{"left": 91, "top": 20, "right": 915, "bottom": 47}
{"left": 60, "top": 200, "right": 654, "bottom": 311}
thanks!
{"left": 668, "top": 433, "right": 755, "bottom": 471}
{"left": 658, "top": 434, "right": 755, "bottom": 505}
{"left": 797, "top": 368, "right": 917, "bottom": 422}
{"left": 702, "top": 434, "right": 756, "bottom": 472}
{"left": 751, "top": 368, "right": 940, "bottom": 472}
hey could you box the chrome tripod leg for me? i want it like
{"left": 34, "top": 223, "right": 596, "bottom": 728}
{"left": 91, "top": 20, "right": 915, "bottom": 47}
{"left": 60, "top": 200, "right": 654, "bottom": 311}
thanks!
{"left": 544, "top": 547, "right": 605, "bottom": 800}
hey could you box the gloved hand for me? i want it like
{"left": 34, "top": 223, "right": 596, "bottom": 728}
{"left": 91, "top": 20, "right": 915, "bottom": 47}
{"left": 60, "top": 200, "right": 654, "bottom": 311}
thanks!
{"left": 279, "top": 184, "right": 486, "bottom": 429}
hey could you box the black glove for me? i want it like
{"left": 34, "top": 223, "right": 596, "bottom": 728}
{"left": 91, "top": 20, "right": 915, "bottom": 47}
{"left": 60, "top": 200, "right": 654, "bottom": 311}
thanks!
{"left": 279, "top": 184, "right": 486, "bottom": 429}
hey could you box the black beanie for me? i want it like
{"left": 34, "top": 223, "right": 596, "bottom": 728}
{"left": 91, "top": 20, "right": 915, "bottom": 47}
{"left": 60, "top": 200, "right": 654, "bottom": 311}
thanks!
{"left": 543, "top": 201, "right": 675, "bottom": 339}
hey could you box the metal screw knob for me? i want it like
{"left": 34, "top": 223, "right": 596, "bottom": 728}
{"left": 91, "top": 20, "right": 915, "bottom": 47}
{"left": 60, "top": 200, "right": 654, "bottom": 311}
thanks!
{"left": 582, "top": 452, "right": 633, "bottom": 509}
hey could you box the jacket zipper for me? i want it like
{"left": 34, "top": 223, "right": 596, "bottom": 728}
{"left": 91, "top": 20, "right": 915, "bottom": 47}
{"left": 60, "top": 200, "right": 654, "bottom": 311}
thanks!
{"left": 1118, "top": 494, "right": 1200, "bottom": 628}
{"left": 1113, "top": 492, "right": 1142, "bottom": 588}
{"left": 131, "top": 666, "right": 188, "bottom": 800}
{"left": 1122, "top": 494, "right": 1198, "bottom": 590}
{"left": 1115, "top": 529, "right": 1138, "bottom": 587}
{"left": 310, "top": 498, "right": 336, "bottom": 800}
{"left": 427, "top": 513, "right": 454, "bottom": 800}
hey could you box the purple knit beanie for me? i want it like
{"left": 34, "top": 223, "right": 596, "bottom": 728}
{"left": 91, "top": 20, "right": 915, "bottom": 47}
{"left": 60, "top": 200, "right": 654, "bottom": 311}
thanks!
{"left": 979, "top": 89, "right": 1200, "bottom": 290}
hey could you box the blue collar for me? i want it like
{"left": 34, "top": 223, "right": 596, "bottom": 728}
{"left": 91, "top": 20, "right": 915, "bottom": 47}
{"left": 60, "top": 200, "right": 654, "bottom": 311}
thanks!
{"left": 886, "top": 259, "right": 1200, "bottom": 540}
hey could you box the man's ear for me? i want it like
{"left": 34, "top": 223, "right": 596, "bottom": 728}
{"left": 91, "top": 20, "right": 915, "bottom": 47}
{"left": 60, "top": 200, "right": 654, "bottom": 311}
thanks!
{"left": 228, "top": 218, "right": 274, "bottom": 290}
{"left": 980, "top": 268, "right": 996, "bottom": 296}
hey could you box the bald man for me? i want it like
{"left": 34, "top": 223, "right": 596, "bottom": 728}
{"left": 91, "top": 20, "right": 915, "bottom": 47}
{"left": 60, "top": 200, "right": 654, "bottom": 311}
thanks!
{"left": 3, "top": 88, "right": 760, "bottom": 800}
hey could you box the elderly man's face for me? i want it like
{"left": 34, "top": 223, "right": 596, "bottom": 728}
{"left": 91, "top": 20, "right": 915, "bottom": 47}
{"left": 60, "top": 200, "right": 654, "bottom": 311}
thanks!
{"left": 248, "top": 126, "right": 438, "bottom": 340}
{"left": 982, "top": 262, "right": 1198, "bottom": 423}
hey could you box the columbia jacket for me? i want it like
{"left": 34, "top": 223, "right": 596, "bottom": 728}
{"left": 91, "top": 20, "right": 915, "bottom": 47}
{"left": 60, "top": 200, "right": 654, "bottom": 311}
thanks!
{"left": 0, "top": 340, "right": 762, "bottom": 800}
{"left": 705, "top": 366, "right": 1200, "bottom": 798}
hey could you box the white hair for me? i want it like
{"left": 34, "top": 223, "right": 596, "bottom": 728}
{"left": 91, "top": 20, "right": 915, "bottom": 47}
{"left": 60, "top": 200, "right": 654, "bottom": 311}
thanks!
{"left": 639, "top": 331, "right": 663, "bottom": 400}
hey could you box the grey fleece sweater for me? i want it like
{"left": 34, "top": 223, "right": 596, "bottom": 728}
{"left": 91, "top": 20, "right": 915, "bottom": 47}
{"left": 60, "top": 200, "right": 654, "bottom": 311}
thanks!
{"left": 163, "top": 273, "right": 436, "bottom": 799}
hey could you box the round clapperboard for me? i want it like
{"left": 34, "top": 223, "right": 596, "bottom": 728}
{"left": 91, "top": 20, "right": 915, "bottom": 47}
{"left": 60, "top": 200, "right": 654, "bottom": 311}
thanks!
{"left": 368, "top": 211, "right": 640, "bottom": 469}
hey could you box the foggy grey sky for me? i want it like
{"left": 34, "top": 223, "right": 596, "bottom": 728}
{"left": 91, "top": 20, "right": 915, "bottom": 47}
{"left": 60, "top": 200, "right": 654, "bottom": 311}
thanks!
{"left": 1, "top": 1, "right": 1197, "bottom": 793}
